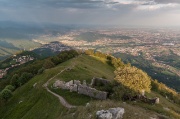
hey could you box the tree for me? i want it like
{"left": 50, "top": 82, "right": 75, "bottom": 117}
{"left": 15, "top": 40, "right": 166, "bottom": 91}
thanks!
{"left": 38, "top": 67, "right": 45, "bottom": 74}
{"left": 114, "top": 65, "right": 151, "bottom": 94}
{"left": 10, "top": 74, "right": 19, "bottom": 88}
{"left": 0, "top": 89, "right": 12, "bottom": 101}
{"left": 5, "top": 85, "right": 15, "bottom": 92}
{"left": 43, "top": 59, "right": 55, "bottom": 69}
{"left": 18, "top": 72, "right": 33, "bottom": 86}
{"left": 51, "top": 56, "right": 60, "bottom": 65}
{"left": 85, "top": 49, "right": 94, "bottom": 55}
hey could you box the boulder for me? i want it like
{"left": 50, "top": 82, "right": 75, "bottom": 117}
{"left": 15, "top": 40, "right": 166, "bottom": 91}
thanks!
{"left": 148, "top": 97, "right": 160, "bottom": 104}
{"left": 86, "top": 103, "right": 90, "bottom": 107}
{"left": 96, "top": 110, "right": 112, "bottom": 119}
{"left": 154, "top": 97, "right": 159, "bottom": 104}
{"left": 33, "top": 83, "right": 37, "bottom": 88}
{"left": 108, "top": 108, "right": 124, "bottom": 119}
{"left": 96, "top": 107, "right": 125, "bottom": 119}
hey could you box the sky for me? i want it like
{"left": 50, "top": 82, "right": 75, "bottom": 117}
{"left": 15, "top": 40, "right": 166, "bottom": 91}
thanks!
{"left": 0, "top": 0, "right": 180, "bottom": 27}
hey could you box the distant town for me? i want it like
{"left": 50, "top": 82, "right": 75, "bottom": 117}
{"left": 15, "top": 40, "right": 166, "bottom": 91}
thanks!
{"left": 0, "top": 55, "right": 34, "bottom": 79}
{"left": 1, "top": 28, "right": 180, "bottom": 81}
{"left": 33, "top": 28, "right": 180, "bottom": 77}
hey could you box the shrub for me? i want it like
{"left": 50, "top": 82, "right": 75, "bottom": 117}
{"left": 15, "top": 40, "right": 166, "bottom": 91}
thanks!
{"left": 114, "top": 65, "right": 151, "bottom": 94}
{"left": 18, "top": 72, "right": 33, "bottom": 86}
{"left": 38, "top": 67, "right": 45, "bottom": 74}
{"left": 43, "top": 59, "right": 55, "bottom": 69}
{"left": 10, "top": 74, "right": 19, "bottom": 88}
{"left": 5, "top": 85, "right": 15, "bottom": 92}
{"left": 151, "top": 79, "right": 180, "bottom": 105}
{"left": 111, "top": 84, "right": 137, "bottom": 100}
{"left": 0, "top": 89, "right": 12, "bottom": 101}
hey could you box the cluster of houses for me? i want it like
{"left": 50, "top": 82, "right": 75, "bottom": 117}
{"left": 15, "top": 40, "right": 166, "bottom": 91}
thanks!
{"left": 0, "top": 69, "right": 7, "bottom": 79}
{"left": 0, "top": 55, "right": 34, "bottom": 79}
{"left": 53, "top": 78, "right": 108, "bottom": 100}
{"left": 13, "top": 55, "right": 34, "bottom": 64}
{"left": 40, "top": 41, "right": 72, "bottom": 52}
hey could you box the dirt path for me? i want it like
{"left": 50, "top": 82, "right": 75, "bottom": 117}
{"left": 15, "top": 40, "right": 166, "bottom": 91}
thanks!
{"left": 43, "top": 66, "right": 76, "bottom": 109}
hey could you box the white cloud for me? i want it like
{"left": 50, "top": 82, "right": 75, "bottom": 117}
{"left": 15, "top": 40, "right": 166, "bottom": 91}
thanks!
{"left": 136, "top": 3, "right": 179, "bottom": 11}
{"left": 104, "top": 0, "right": 145, "bottom": 5}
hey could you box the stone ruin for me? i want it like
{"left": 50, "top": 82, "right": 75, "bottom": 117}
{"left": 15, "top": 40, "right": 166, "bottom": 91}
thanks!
{"left": 129, "top": 95, "right": 160, "bottom": 104}
{"left": 91, "top": 77, "right": 111, "bottom": 86}
{"left": 53, "top": 79, "right": 108, "bottom": 100}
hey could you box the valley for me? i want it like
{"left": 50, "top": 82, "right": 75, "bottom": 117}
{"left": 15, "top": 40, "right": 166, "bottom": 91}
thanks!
{"left": 48, "top": 29, "right": 180, "bottom": 92}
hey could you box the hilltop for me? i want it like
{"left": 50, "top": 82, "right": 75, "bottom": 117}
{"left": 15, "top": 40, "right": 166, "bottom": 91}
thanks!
{"left": 0, "top": 50, "right": 180, "bottom": 119}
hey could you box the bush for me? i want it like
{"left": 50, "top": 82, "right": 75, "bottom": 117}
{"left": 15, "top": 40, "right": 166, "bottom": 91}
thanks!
{"left": 18, "top": 72, "right": 33, "bottom": 86}
{"left": 114, "top": 65, "right": 151, "bottom": 94}
{"left": 151, "top": 79, "right": 180, "bottom": 105}
{"left": 38, "top": 67, "right": 45, "bottom": 74}
{"left": 10, "top": 74, "right": 19, "bottom": 88}
{"left": 111, "top": 84, "right": 137, "bottom": 101}
{"left": 5, "top": 85, "right": 15, "bottom": 92}
{"left": 43, "top": 59, "right": 55, "bottom": 69}
{"left": 0, "top": 89, "right": 12, "bottom": 101}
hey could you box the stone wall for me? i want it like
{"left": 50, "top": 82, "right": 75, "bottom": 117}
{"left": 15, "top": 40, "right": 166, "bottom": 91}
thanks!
{"left": 78, "top": 85, "right": 107, "bottom": 100}
{"left": 70, "top": 84, "right": 78, "bottom": 92}
{"left": 53, "top": 80, "right": 73, "bottom": 90}
{"left": 91, "top": 77, "right": 111, "bottom": 86}
{"left": 131, "top": 95, "right": 160, "bottom": 104}
{"left": 53, "top": 79, "right": 108, "bottom": 100}
{"left": 74, "top": 80, "right": 81, "bottom": 85}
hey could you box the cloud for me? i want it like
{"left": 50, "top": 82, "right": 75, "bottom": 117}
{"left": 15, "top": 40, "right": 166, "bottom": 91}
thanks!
{"left": 137, "top": 3, "right": 180, "bottom": 11}
{"left": 0, "top": 0, "right": 180, "bottom": 26}
{"left": 154, "top": 0, "right": 180, "bottom": 4}
{"left": 0, "top": 0, "right": 179, "bottom": 10}
{"left": 0, "top": 0, "right": 104, "bottom": 9}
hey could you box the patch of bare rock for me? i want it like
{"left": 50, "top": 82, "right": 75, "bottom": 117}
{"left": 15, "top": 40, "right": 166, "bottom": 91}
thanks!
{"left": 96, "top": 107, "right": 125, "bottom": 119}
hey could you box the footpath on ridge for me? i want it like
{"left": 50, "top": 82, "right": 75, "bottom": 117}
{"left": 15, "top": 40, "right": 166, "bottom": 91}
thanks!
{"left": 43, "top": 60, "right": 77, "bottom": 109}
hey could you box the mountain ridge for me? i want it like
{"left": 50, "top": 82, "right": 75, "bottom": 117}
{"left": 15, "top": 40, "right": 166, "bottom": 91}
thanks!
{"left": 0, "top": 50, "right": 179, "bottom": 119}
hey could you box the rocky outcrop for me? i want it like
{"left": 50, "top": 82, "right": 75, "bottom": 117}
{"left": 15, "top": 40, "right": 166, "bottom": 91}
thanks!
{"left": 96, "top": 110, "right": 112, "bottom": 119}
{"left": 108, "top": 108, "right": 124, "bottom": 119}
{"left": 96, "top": 107, "right": 125, "bottom": 119}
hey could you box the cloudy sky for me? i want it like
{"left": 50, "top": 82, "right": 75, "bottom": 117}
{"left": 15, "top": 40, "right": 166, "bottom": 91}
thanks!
{"left": 0, "top": 0, "right": 180, "bottom": 26}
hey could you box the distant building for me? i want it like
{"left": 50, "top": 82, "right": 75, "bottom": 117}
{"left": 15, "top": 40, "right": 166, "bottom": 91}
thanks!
{"left": 162, "top": 43, "right": 174, "bottom": 46}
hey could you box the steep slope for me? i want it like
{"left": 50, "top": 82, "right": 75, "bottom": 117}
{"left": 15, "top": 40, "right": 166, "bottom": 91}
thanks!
{"left": 114, "top": 53, "right": 180, "bottom": 92}
{"left": 0, "top": 55, "right": 114, "bottom": 119}
{"left": 0, "top": 54, "right": 179, "bottom": 119}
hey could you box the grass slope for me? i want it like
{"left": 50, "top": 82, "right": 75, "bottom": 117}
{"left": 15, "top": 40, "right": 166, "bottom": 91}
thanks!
{"left": 0, "top": 54, "right": 114, "bottom": 119}
{"left": 53, "top": 55, "right": 114, "bottom": 83}
{"left": 0, "top": 65, "right": 67, "bottom": 119}
{"left": 0, "top": 54, "right": 179, "bottom": 119}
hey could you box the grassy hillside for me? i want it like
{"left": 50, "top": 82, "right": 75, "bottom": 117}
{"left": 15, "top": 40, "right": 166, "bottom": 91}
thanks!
{"left": 0, "top": 54, "right": 179, "bottom": 119}
{"left": 113, "top": 52, "right": 180, "bottom": 92}
{"left": 0, "top": 55, "right": 114, "bottom": 119}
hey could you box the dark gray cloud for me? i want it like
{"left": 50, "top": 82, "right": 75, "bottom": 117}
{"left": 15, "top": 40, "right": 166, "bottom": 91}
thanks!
{"left": 0, "top": 0, "right": 178, "bottom": 10}
{"left": 0, "top": 0, "right": 180, "bottom": 26}
{"left": 0, "top": 0, "right": 104, "bottom": 9}
{"left": 154, "top": 0, "right": 180, "bottom": 4}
